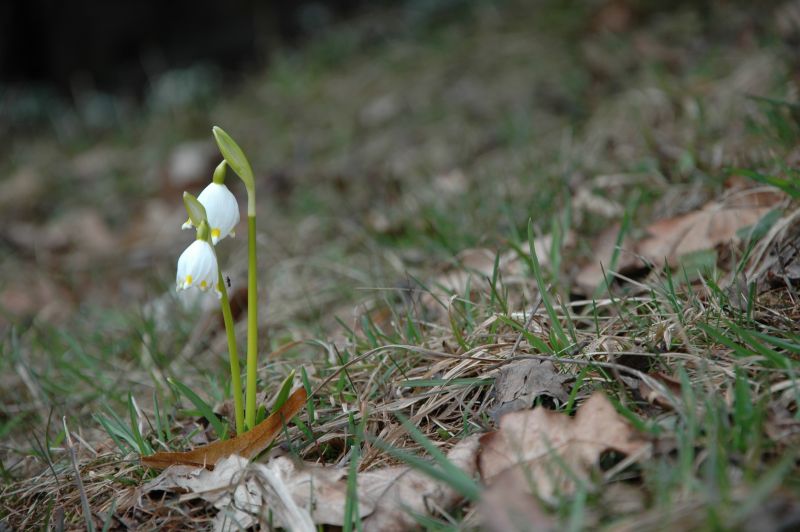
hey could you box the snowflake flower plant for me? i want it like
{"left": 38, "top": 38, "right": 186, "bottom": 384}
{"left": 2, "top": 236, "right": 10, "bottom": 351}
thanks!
{"left": 174, "top": 127, "right": 264, "bottom": 435}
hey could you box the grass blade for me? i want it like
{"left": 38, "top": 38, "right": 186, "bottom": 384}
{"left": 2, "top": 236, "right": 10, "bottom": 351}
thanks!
{"left": 169, "top": 377, "right": 228, "bottom": 440}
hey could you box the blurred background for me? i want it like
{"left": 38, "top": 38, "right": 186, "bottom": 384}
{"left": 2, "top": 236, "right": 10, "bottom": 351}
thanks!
{"left": 0, "top": 0, "right": 366, "bottom": 109}
{"left": 4, "top": 2, "right": 800, "bottom": 528}
{"left": 0, "top": 0, "right": 798, "bottom": 333}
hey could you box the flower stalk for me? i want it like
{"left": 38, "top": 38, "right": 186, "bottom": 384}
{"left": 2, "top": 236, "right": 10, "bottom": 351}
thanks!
{"left": 245, "top": 214, "right": 258, "bottom": 429}
{"left": 217, "top": 269, "right": 245, "bottom": 434}
{"left": 212, "top": 126, "right": 261, "bottom": 430}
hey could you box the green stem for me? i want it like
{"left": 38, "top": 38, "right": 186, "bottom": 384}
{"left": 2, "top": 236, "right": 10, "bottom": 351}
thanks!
{"left": 246, "top": 214, "right": 258, "bottom": 429}
{"left": 218, "top": 271, "right": 244, "bottom": 435}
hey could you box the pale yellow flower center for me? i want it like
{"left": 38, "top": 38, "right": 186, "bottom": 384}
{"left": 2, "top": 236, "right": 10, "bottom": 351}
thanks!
{"left": 185, "top": 274, "right": 193, "bottom": 285}
{"left": 211, "top": 228, "right": 221, "bottom": 239}
{"left": 200, "top": 280, "right": 208, "bottom": 289}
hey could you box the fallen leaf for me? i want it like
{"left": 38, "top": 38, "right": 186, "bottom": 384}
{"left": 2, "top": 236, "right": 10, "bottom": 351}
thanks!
{"left": 144, "top": 454, "right": 316, "bottom": 532}
{"left": 759, "top": 216, "right": 800, "bottom": 289}
{"left": 420, "top": 233, "right": 575, "bottom": 318}
{"left": 638, "top": 371, "right": 682, "bottom": 410}
{"left": 419, "top": 248, "right": 499, "bottom": 318}
{"left": 361, "top": 434, "right": 480, "bottom": 531}
{"left": 575, "top": 190, "right": 784, "bottom": 293}
{"left": 144, "top": 434, "right": 481, "bottom": 531}
{"left": 637, "top": 190, "right": 782, "bottom": 268}
{"left": 478, "top": 470, "right": 556, "bottom": 532}
{"left": 489, "top": 359, "right": 570, "bottom": 422}
{"left": 141, "top": 387, "right": 307, "bottom": 469}
{"left": 478, "top": 392, "right": 649, "bottom": 501}
{"left": 572, "top": 187, "right": 624, "bottom": 218}
{"left": 436, "top": 248, "right": 498, "bottom": 291}
{"left": 601, "top": 482, "right": 646, "bottom": 516}
{"left": 515, "top": 231, "right": 577, "bottom": 269}
{"left": 574, "top": 223, "right": 643, "bottom": 293}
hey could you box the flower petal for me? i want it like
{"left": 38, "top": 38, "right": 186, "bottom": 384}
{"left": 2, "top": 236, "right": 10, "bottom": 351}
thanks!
{"left": 176, "top": 240, "right": 219, "bottom": 293}
{"left": 197, "top": 183, "right": 240, "bottom": 244}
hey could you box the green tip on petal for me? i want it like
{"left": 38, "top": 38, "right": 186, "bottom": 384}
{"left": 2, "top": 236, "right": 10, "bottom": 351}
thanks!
{"left": 183, "top": 191, "right": 207, "bottom": 227}
{"left": 212, "top": 126, "right": 254, "bottom": 193}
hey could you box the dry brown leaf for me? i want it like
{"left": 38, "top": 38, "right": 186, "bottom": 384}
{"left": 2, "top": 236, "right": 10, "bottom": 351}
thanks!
{"left": 572, "top": 187, "right": 624, "bottom": 218}
{"left": 250, "top": 436, "right": 480, "bottom": 530}
{"left": 478, "top": 470, "right": 556, "bottom": 532}
{"left": 478, "top": 392, "right": 649, "bottom": 501}
{"left": 638, "top": 371, "right": 682, "bottom": 410}
{"left": 489, "top": 359, "right": 570, "bottom": 422}
{"left": 144, "top": 434, "right": 481, "bottom": 530}
{"left": 637, "top": 190, "right": 782, "bottom": 268}
{"left": 575, "top": 190, "right": 784, "bottom": 293}
{"left": 141, "top": 387, "right": 307, "bottom": 469}
{"left": 756, "top": 213, "right": 800, "bottom": 289}
{"left": 601, "top": 481, "right": 647, "bottom": 516}
{"left": 419, "top": 248, "right": 499, "bottom": 318}
{"left": 435, "top": 248, "right": 498, "bottom": 292}
{"left": 420, "top": 233, "right": 575, "bottom": 318}
{"left": 439, "top": 235, "right": 573, "bottom": 294}
{"left": 362, "top": 434, "right": 480, "bottom": 531}
{"left": 143, "top": 454, "right": 316, "bottom": 531}
{"left": 574, "top": 223, "right": 643, "bottom": 293}
{"left": 515, "top": 231, "right": 577, "bottom": 269}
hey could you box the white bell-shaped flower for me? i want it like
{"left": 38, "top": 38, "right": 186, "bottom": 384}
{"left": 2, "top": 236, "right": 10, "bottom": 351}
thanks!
{"left": 176, "top": 240, "right": 220, "bottom": 297}
{"left": 182, "top": 183, "right": 240, "bottom": 244}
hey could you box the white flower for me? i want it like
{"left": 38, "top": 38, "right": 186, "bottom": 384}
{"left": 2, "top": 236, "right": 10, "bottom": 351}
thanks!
{"left": 176, "top": 240, "right": 220, "bottom": 297}
{"left": 182, "top": 183, "right": 240, "bottom": 244}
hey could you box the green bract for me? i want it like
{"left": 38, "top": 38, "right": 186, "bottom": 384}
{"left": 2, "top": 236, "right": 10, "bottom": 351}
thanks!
{"left": 212, "top": 126, "right": 254, "bottom": 195}
{"left": 183, "top": 191, "right": 208, "bottom": 228}
{"left": 212, "top": 160, "right": 227, "bottom": 185}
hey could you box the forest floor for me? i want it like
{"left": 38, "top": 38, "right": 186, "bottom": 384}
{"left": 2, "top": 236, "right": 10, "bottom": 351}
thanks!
{"left": 3, "top": 0, "right": 800, "bottom": 529}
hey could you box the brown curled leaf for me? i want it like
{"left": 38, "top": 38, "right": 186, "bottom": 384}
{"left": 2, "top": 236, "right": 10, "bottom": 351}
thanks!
{"left": 141, "top": 387, "right": 307, "bottom": 470}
